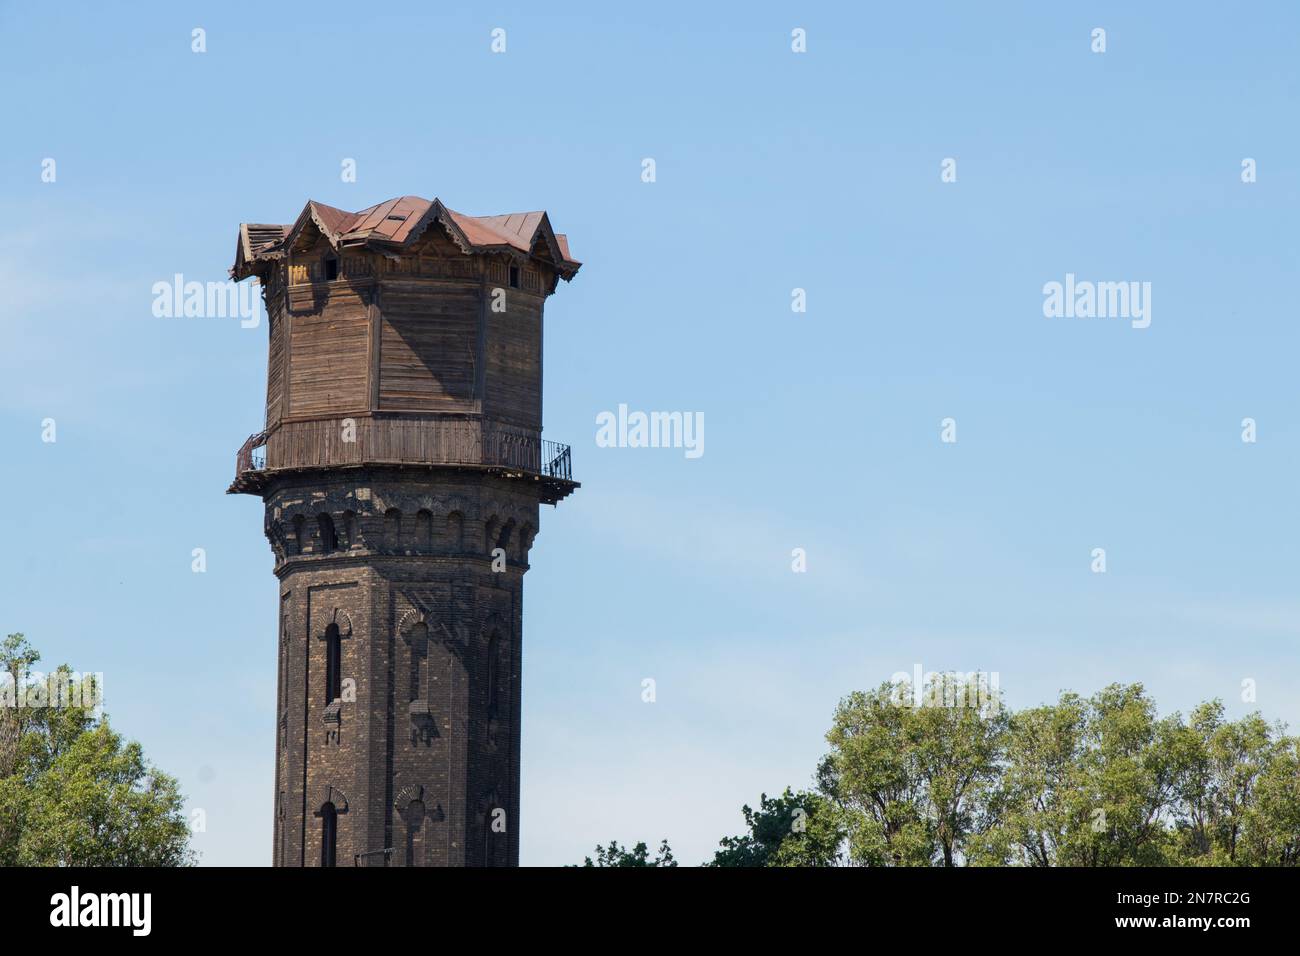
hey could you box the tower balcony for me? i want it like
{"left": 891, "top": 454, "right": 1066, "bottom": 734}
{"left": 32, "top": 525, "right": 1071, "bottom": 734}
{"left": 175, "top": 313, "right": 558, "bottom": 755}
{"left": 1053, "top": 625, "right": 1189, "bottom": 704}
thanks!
{"left": 229, "top": 416, "right": 576, "bottom": 503}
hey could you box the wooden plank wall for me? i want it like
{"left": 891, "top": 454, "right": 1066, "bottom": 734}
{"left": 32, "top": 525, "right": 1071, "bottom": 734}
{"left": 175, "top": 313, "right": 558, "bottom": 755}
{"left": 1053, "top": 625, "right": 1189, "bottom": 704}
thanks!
{"left": 267, "top": 229, "right": 553, "bottom": 430}
{"left": 265, "top": 294, "right": 286, "bottom": 428}
{"left": 485, "top": 293, "right": 542, "bottom": 428}
{"left": 378, "top": 281, "right": 479, "bottom": 411}
{"left": 287, "top": 285, "right": 370, "bottom": 417}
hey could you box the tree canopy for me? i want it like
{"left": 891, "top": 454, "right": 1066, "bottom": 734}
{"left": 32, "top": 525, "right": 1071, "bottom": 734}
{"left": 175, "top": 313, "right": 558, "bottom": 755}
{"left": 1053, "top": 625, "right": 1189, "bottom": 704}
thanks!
{"left": 580, "top": 676, "right": 1300, "bottom": 867}
{"left": 0, "top": 633, "right": 194, "bottom": 866}
{"left": 578, "top": 839, "right": 676, "bottom": 867}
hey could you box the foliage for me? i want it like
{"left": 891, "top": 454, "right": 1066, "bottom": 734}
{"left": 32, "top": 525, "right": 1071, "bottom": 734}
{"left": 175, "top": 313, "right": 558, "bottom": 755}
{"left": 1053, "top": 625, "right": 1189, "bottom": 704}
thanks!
{"left": 710, "top": 787, "right": 844, "bottom": 867}
{"left": 0, "top": 633, "right": 194, "bottom": 866}
{"left": 821, "top": 675, "right": 1008, "bottom": 866}
{"left": 579, "top": 839, "right": 676, "bottom": 867}
{"left": 584, "top": 675, "right": 1300, "bottom": 867}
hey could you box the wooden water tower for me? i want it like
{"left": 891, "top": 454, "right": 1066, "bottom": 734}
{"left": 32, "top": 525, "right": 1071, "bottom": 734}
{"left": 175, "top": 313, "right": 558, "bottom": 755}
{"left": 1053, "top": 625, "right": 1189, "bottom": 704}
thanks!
{"left": 228, "top": 196, "right": 580, "bottom": 866}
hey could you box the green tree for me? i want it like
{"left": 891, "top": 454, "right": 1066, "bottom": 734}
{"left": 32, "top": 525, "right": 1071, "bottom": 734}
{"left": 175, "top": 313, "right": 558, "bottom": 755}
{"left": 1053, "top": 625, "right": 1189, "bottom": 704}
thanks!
{"left": 579, "top": 839, "right": 676, "bottom": 867}
{"left": 979, "top": 684, "right": 1180, "bottom": 866}
{"left": 821, "top": 674, "right": 1007, "bottom": 866}
{"left": 973, "top": 684, "right": 1300, "bottom": 867}
{"left": 1169, "top": 700, "right": 1299, "bottom": 866}
{"left": 0, "top": 634, "right": 194, "bottom": 866}
{"left": 1061, "top": 684, "right": 1184, "bottom": 865}
{"left": 1170, "top": 700, "right": 1263, "bottom": 863}
{"left": 1239, "top": 735, "right": 1300, "bottom": 865}
{"left": 710, "top": 787, "right": 844, "bottom": 867}
{"left": 968, "top": 693, "right": 1088, "bottom": 866}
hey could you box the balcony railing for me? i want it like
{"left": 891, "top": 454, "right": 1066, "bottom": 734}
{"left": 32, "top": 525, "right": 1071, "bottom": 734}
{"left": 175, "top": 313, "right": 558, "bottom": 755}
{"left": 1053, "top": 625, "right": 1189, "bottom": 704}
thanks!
{"left": 233, "top": 418, "right": 573, "bottom": 485}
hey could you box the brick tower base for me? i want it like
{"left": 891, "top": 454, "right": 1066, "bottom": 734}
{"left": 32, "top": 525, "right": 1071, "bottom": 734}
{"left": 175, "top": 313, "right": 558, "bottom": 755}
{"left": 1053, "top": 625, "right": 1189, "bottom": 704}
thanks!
{"left": 266, "top": 469, "right": 538, "bottom": 867}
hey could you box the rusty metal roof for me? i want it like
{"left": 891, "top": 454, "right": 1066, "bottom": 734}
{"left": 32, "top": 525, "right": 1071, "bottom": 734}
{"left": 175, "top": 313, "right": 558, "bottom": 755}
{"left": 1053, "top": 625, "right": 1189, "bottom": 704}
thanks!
{"left": 231, "top": 196, "right": 580, "bottom": 281}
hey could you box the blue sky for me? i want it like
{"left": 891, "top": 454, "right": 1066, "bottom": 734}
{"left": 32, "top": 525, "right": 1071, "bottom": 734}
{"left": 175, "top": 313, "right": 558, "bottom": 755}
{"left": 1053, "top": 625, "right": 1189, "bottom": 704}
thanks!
{"left": 1, "top": 1, "right": 1297, "bottom": 866}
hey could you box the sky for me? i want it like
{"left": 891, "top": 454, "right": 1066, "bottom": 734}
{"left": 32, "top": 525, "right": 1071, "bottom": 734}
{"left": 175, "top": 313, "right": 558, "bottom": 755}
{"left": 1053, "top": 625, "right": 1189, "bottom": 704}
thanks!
{"left": 1, "top": 1, "right": 1298, "bottom": 866}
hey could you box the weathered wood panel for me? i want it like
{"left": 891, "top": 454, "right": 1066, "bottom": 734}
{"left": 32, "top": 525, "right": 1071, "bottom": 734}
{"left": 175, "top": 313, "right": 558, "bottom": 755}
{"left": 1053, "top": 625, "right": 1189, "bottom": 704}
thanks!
{"left": 485, "top": 294, "right": 542, "bottom": 428}
{"left": 265, "top": 296, "right": 286, "bottom": 427}
{"left": 288, "top": 288, "right": 369, "bottom": 416}
{"left": 378, "top": 282, "right": 479, "bottom": 411}
{"left": 266, "top": 416, "right": 485, "bottom": 469}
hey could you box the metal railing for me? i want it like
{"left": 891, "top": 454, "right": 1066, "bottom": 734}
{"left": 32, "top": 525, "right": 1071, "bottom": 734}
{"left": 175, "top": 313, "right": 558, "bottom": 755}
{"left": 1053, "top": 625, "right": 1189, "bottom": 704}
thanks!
{"left": 541, "top": 440, "right": 571, "bottom": 480}
{"left": 234, "top": 418, "right": 572, "bottom": 482}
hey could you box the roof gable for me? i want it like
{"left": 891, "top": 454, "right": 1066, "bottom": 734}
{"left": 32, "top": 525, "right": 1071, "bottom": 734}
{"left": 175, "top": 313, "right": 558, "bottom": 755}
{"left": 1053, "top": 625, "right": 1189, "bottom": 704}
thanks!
{"left": 231, "top": 195, "right": 579, "bottom": 280}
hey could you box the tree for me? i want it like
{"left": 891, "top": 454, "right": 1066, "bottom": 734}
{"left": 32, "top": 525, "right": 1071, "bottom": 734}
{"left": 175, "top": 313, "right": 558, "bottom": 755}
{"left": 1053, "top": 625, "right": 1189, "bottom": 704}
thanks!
{"left": 569, "top": 680, "right": 1299, "bottom": 868}
{"left": 977, "top": 684, "right": 1183, "bottom": 866}
{"left": 1239, "top": 735, "right": 1300, "bottom": 866}
{"left": 0, "top": 634, "right": 194, "bottom": 866}
{"left": 579, "top": 839, "right": 676, "bottom": 867}
{"left": 968, "top": 693, "right": 1089, "bottom": 866}
{"left": 710, "top": 787, "right": 844, "bottom": 866}
{"left": 821, "top": 675, "right": 1007, "bottom": 866}
{"left": 973, "top": 685, "right": 1300, "bottom": 867}
{"left": 1169, "top": 700, "right": 1299, "bottom": 866}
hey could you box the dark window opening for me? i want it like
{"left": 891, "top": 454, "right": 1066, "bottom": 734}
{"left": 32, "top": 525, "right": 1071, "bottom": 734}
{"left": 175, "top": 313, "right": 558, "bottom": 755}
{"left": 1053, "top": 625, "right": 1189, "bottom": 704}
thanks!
{"left": 385, "top": 509, "right": 402, "bottom": 551}
{"left": 320, "top": 802, "right": 337, "bottom": 867}
{"left": 496, "top": 519, "right": 514, "bottom": 552}
{"left": 408, "top": 622, "right": 429, "bottom": 704}
{"left": 324, "top": 257, "right": 339, "bottom": 281}
{"left": 317, "top": 513, "right": 337, "bottom": 554}
{"left": 324, "top": 622, "right": 342, "bottom": 704}
{"left": 415, "top": 510, "right": 433, "bottom": 552}
{"left": 404, "top": 800, "right": 425, "bottom": 867}
{"left": 508, "top": 265, "right": 519, "bottom": 289}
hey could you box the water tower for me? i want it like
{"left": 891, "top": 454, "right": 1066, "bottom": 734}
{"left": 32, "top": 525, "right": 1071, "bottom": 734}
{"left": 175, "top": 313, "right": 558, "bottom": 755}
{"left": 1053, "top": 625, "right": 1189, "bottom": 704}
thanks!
{"left": 228, "top": 196, "right": 580, "bottom": 866}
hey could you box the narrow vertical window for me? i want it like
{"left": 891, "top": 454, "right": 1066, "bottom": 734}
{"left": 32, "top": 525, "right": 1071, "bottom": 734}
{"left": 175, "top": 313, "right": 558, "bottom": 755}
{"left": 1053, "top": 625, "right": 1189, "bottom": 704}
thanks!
{"left": 324, "top": 622, "right": 341, "bottom": 704}
{"left": 320, "top": 802, "right": 337, "bottom": 867}
{"left": 416, "top": 510, "right": 433, "bottom": 552}
{"left": 446, "top": 511, "right": 464, "bottom": 550}
{"left": 496, "top": 519, "right": 514, "bottom": 553}
{"left": 385, "top": 509, "right": 402, "bottom": 551}
{"left": 404, "top": 800, "right": 425, "bottom": 867}
{"left": 324, "top": 256, "right": 339, "bottom": 281}
{"left": 407, "top": 622, "right": 429, "bottom": 703}
{"left": 279, "top": 625, "right": 289, "bottom": 713}
{"left": 317, "top": 513, "right": 337, "bottom": 554}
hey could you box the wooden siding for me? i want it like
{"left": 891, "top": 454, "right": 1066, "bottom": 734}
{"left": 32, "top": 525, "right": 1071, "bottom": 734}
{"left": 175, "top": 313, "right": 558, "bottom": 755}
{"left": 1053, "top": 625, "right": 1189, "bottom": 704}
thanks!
{"left": 485, "top": 294, "right": 542, "bottom": 428}
{"left": 287, "top": 287, "right": 370, "bottom": 417}
{"left": 267, "top": 416, "right": 486, "bottom": 469}
{"left": 265, "top": 295, "right": 286, "bottom": 428}
{"left": 378, "top": 281, "right": 479, "bottom": 411}
{"left": 258, "top": 416, "right": 563, "bottom": 479}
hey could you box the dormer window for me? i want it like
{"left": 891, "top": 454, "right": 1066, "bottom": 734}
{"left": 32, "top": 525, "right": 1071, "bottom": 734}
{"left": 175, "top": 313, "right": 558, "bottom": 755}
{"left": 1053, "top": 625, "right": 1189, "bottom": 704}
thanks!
{"left": 324, "top": 256, "right": 339, "bottom": 281}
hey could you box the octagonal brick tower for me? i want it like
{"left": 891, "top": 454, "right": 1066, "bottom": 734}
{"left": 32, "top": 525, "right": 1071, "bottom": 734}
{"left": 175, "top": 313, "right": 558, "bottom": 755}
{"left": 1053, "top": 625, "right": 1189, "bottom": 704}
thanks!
{"left": 227, "top": 196, "right": 580, "bottom": 866}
